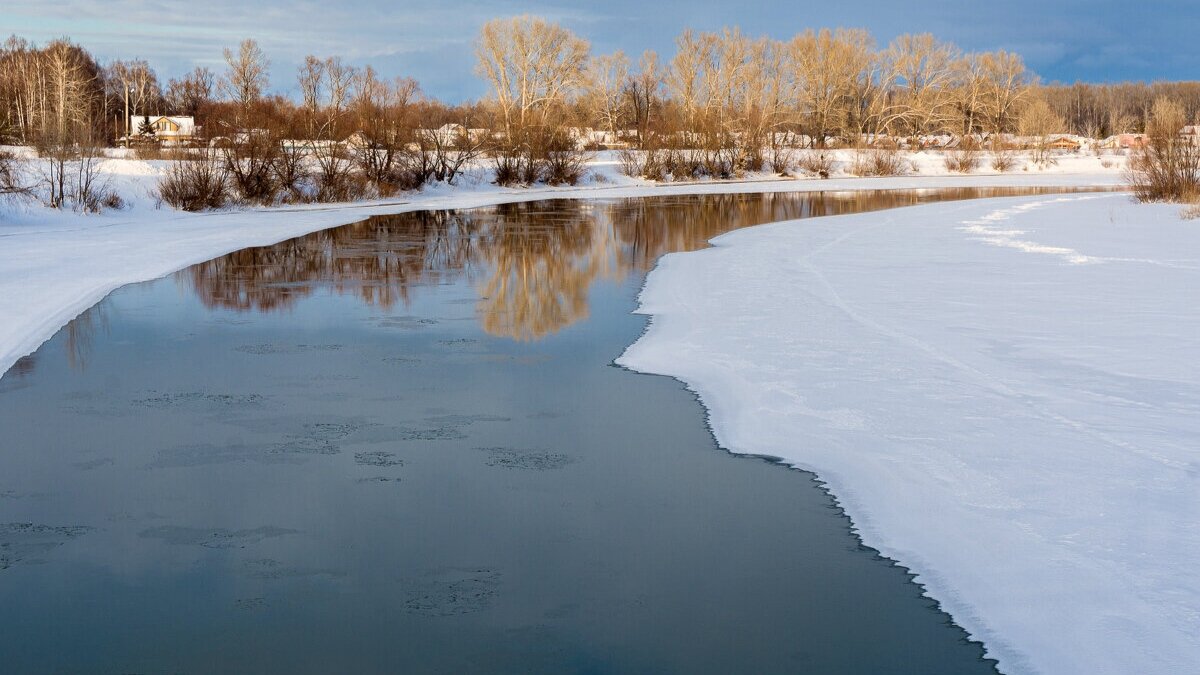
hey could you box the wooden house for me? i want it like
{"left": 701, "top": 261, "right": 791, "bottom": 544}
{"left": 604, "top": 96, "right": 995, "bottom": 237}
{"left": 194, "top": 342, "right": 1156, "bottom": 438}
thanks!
{"left": 129, "top": 115, "right": 197, "bottom": 142}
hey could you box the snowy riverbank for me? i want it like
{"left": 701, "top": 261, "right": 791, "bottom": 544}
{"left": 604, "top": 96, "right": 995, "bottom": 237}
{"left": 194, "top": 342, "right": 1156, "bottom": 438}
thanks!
{"left": 618, "top": 193, "right": 1200, "bottom": 674}
{"left": 0, "top": 151, "right": 1124, "bottom": 379}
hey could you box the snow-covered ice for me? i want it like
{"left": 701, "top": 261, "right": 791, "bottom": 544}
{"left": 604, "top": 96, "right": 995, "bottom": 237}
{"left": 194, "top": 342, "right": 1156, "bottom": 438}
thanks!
{"left": 618, "top": 193, "right": 1200, "bottom": 674}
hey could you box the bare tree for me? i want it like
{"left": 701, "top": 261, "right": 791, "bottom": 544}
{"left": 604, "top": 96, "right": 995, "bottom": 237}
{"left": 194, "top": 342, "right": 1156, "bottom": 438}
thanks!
{"left": 788, "top": 28, "right": 872, "bottom": 146}
{"left": 475, "top": 16, "right": 590, "bottom": 137}
{"left": 475, "top": 16, "right": 591, "bottom": 184}
{"left": 165, "top": 66, "right": 214, "bottom": 117}
{"left": 978, "top": 50, "right": 1032, "bottom": 134}
{"left": 298, "top": 54, "right": 358, "bottom": 199}
{"left": 880, "top": 34, "right": 960, "bottom": 139}
{"left": 107, "top": 58, "right": 161, "bottom": 138}
{"left": 221, "top": 39, "right": 269, "bottom": 108}
{"left": 624, "top": 50, "right": 663, "bottom": 147}
{"left": 586, "top": 50, "right": 630, "bottom": 136}
{"left": 37, "top": 40, "right": 109, "bottom": 210}
{"left": 1018, "top": 97, "right": 1066, "bottom": 165}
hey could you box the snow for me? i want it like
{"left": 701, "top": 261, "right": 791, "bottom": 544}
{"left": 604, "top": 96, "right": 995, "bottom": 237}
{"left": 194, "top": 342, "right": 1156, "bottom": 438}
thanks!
{"left": 618, "top": 193, "right": 1200, "bottom": 674}
{"left": 0, "top": 150, "right": 1123, "bottom": 379}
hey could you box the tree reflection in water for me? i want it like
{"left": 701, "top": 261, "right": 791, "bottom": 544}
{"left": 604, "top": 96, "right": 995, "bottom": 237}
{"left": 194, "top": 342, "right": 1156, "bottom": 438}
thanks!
{"left": 179, "top": 187, "right": 1112, "bottom": 343}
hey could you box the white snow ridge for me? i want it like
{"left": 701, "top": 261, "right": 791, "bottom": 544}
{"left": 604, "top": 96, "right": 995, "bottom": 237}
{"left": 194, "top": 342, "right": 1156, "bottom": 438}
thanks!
{"left": 619, "top": 193, "right": 1200, "bottom": 675}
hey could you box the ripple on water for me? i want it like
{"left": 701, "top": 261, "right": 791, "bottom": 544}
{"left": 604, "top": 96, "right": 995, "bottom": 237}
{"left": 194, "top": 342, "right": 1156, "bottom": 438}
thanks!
{"left": 234, "top": 343, "right": 344, "bottom": 355}
{"left": 138, "top": 525, "right": 299, "bottom": 549}
{"left": 479, "top": 447, "right": 575, "bottom": 471}
{"left": 243, "top": 557, "right": 343, "bottom": 580}
{"left": 354, "top": 451, "right": 404, "bottom": 467}
{"left": 0, "top": 523, "right": 94, "bottom": 570}
{"left": 402, "top": 568, "right": 501, "bottom": 617}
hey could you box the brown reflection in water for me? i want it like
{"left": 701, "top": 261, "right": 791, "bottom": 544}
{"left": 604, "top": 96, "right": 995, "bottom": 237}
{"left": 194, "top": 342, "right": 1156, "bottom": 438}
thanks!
{"left": 187, "top": 210, "right": 479, "bottom": 313}
{"left": 178, "top": 187, "right": 1114, "bottom": 343}
{"left": 475, "top": 202, "right": 607, "bottom": 341}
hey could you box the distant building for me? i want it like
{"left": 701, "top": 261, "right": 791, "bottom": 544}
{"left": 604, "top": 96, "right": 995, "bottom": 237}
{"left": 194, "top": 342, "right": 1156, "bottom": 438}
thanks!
{"left": 1180, "top": 125, "right": 1200, "bottom": 146}
{"left": 129, "top": 115, "right": 197, "bottom": 142}
{"left": 1046, "top": 135, "right": 1083, "bottom": 151}
{"left": 416, "top": 124, "right": 489, "bottom": 146}
{"left": 343, "top": 131, "right": 374, "bottom": 150}
{"left": 1099, "top": 134, "right": 1149, "bottom": 150}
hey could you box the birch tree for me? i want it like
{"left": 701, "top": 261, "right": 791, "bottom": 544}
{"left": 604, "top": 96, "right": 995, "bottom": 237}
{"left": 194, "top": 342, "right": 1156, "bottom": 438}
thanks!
{"left": 221, "top": 39, "right": 269, "bottom": 108}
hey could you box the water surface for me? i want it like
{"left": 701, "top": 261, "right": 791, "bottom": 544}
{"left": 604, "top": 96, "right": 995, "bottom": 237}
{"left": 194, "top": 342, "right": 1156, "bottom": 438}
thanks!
{"left": 0, "top": 188, "right": 1099, "bottom": 673}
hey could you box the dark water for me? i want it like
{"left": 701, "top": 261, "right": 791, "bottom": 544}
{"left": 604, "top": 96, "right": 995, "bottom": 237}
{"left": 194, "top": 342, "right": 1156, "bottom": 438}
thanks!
{"left": 0, "top": 187, "right": 1100, "bottom": 674}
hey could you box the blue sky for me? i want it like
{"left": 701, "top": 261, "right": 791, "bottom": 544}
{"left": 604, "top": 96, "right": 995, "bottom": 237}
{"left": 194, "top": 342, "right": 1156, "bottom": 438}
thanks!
{"left": 6, "top": 0, "right": 1198, "bottom": 100}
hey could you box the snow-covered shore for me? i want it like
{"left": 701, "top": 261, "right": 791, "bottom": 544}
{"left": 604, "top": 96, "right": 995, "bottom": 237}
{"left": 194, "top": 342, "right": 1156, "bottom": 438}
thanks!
{"left": 0, "top": 151, "right": 1123, "bottom": 379}
{"left": 618, "top": 193, "right": 1200, "bottom": 674}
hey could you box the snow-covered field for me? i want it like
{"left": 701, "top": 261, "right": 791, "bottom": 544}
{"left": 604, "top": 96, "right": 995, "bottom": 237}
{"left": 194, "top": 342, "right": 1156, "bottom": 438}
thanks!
{"left": 0, "top": 149, "right": 1124, "bottom": 378}
{"left": 618, "top": 193, "right": 1200, "bottom": 674}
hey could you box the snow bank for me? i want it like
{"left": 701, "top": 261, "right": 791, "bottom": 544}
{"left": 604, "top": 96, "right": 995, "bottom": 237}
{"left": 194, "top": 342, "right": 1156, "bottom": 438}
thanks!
{"left": 618, "top": 193, "right": 1200, "bottom": 674}
{"left": 0, "top": 148, "right": 1123, "bottom": 379}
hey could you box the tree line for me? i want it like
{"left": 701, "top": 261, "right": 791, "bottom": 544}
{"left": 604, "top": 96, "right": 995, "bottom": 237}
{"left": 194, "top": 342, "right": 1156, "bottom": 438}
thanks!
{"left": 1, "top": 18, "right": 1198, "bottom": 209}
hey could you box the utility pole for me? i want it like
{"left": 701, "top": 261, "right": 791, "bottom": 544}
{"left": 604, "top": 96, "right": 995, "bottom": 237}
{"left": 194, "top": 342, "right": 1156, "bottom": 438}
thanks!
{"left": 124, "top": 85, "right": 130, "bottom": 148}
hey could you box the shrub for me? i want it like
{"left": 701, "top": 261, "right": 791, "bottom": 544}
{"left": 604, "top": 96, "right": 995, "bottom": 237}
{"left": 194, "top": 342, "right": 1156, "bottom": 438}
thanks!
{"left": 665, "top": 148, "right": 705, "bottom": 180}
{"left": 224, "top": 133, "right": 279, "bottom": 203}
{"left": 271, "top": 145, "right": 310, "bottom": 202}
{"left": 157, "top": 151, "right": 229, "bottom": 211}
{"left": 543, "top": 149, "right": 588, "bottom": 185}
{"left": 617, "top": 148, "right": 643, "bottom": 177}
{"left": 944, "top": 148, "right": 980, "bottom": 173}
{"left": 133, "top": 145, "right": 169, "bottom": 161}
{"left": 313, "top": 166, "right": 372, "bottom": 203}
{"left": 492, "top": 146, "right": 531, "bottom": 186}
{"left": 541, "top": 131, "right": 590, "bottom": 185}
{"left": 101, "top": 191, "right": 125, "bottom": 210}
{"left": 768, "top": 144, "right": 797, "bottom": 176}
{"left": 1126, "top": 97, "right": 1200, "bottom": 203}
{"left": 850, "top": 148, "right": 907, "bottom": 177}
{"left": 0, "top": 150, "right": 31, "bottom": 200}
{"left": 991, "top": 147, "right": 1018, "bottom": 172}
{"left": 797, "top": 149, "right": 833, "bottom": 178}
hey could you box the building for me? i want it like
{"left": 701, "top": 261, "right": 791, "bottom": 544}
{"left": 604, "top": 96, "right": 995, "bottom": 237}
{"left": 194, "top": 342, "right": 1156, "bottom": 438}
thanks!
{"left": 1099, "top": 133, "right": 1149, "bottom": 150}
{"left": 1046, "top": 135, "right": 1083, "bottom": 151}
{"left": 416, "top": 124, "right": 489, "bottom": 146}
{"left": 129, "top": 115, "right": 198, "bottom": 142}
